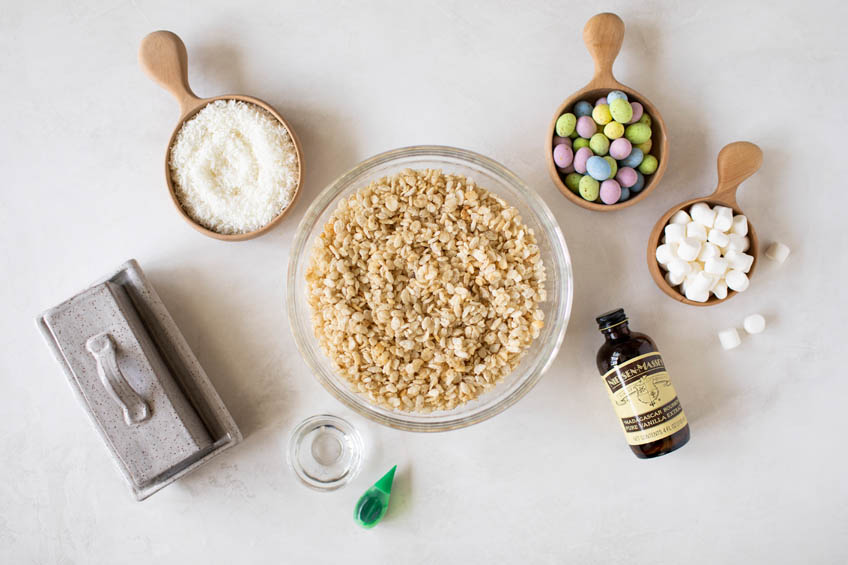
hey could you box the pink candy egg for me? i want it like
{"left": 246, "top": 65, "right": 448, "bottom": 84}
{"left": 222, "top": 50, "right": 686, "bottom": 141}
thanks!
{"left": 573, "top": 147, "right": 593, "bottom": 174}
{"left": 600, "top": 180, "right": 622, "bottom": 204}
{"left": 595, "top": 96, "right": 607, "bottom": 106}
{"left": 553, "top": 144, "right": 574, "bottom": 168}
{"left": 615, "top": 166, "right": 637, "bottom": 188}
{"left": 609, "top": 138, "right": 632, "bottom": 160}
{"left": 629, "top": 102, "right": 644, "bottom": 124}
{"left": 553, "top": 135, "right": 572, "bottom": 147}
{"left": 557, "top": 164, "right": 575, "bottom": 174}
{"left": 575, "top": 116, "right": 597, "bottom": 138}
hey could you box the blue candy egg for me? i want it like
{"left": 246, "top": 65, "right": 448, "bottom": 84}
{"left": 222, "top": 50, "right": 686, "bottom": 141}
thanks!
{"left": 619, "top": 147, "right": 644, "bottom": 168}
{"left": 618, "top": 187, "right": 631, "bottom": 202}
{"left": 630, "top": 171, "right": 646, "bottom": 192}
{"left": 607, "top": 90, "right": 628, "bottom": 104}
{"left": 574, "top": 100, "right": 594, "bottom": 118}
{"left": 586, "top": 156, "right": 612, "bottom": 181}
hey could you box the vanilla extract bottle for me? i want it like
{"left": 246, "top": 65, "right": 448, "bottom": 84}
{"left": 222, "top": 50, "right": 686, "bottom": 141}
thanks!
{"left": 595, "top": 309, "right": 690, "bottom": 458}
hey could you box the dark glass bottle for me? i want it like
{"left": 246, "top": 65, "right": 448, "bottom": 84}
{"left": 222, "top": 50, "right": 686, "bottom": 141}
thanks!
{"left": 595, "top": 309, "right": 690, "bottom": 459}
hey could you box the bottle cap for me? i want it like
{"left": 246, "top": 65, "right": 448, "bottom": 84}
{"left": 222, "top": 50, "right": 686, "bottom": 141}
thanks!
{"left": 596, "top": 308, "right": 627, "bottom": 331}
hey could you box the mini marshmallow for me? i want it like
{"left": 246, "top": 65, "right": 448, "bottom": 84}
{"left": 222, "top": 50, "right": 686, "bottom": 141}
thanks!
{"left": 670, "top": 209, "right": 692, "bottom": 225}
{"left": 712, "top": 278, "right": 728, "bottom": 299}
{"left": 697, "top": 242, "right": 720, "bottom": 262}
{"left": 713, "top": 206, "right": 734, "bottom": 232}
{"left": 689, "top": 271, "right": 717, "bottom": 293}
{"left": 718, "top": 328, "right": 741, "bottom": 350}
{"left": 686, "top": 222, "right": 708, "bottom": 242}
{"left": 765, "top": 242, "right": 791, "bottom": 264}
{"left": 655, "top": 243, "right": 675, "bottom": 265}
{"left": 665, "top": 271, "right": 685, "bottom": 286}
{"left": 743, "top": 313, "right": 766, "bottom": 334}
{"left": 707, "top": 228, "right": 730, "bottom": 248}
{"left": 704, "top": 256, "right": 729, "bottom": 276}
{"left": 725, "top": 250, "right": 754, "bottom": 273}
{"left": 690, "top": 202, "right": 716, "bottom": 228}
{"left": 685, "top": 286, "right": 709, "bottom": 303}
{"left": 677, "top": 237, "right": 702, "bottom": 261}
{"left": 667, "top": 258, "right": 692, "bottom": 277}
{"left": 690, "top": 261, "right": 704, "bottom": 275}
{"left": 664, "top": 224, "right": 685, "bottom": 245}
{"left": 727, "top": 234, "right": 748, "bottom": 252}
{"left": 725, "top": 269, "right": 749, "bottom": 292}
{"left": 731, "top": 215, "right": 749, "bottom": 236}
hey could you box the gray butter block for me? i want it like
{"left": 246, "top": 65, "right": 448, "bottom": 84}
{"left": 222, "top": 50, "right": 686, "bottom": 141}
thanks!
{"left": 37, "top": 260, "right": 242, "bottom": 500}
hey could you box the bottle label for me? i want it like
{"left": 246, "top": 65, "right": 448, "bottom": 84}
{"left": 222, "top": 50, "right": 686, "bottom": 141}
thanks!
{"left": 601, "top": 352, "right": 687, "bottom": 446}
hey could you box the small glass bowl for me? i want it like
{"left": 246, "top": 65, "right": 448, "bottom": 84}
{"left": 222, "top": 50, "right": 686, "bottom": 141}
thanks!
{"left": 287, "top": 414, "right": 363, "bottom": 491}
{"left": 287, "top": 146, "right": 573, "bottom": 432}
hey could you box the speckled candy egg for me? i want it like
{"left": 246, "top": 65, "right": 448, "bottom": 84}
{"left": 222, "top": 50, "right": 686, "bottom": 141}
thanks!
{"left": 603, "top": 156, "right": 618, "bottom": 179}
{"left": 576, "top": 116, "right": 597, "bottom": 138}
{"left": 553, "top": 144, "right": 574, "bottom": 168}
{"left": 586, "top": 155, "right": 611, "bottom": 181}
{"left": 618, "top": 186, "right": 631, "bottom": 202}
{"left": 607, "top": 90, "right": 627, "bottom": 104}
{"left": 555, "top": 113, "right": 576, "bottom": 137}
{"left": 573, "top": 147, "right": 593, "bottom": 174}
{"left": 599, "top": 179, "right": 622, "bottom": 204}
{"left": 631, "top": 170, "right": 646, "bottom": 192}
{"left": 638, "top": 154, "right": 658, "bottom": 175}
{"left": 564, "top": 173, "right": 582, "bottom": 193}
{"left": 628, "top": 102, "right": 644, "bottom": 124}
{"left": 553, "top": 136, "right": 572, "bottom": 147}
{"left": 609, "top": 138, "right": 632, "bottom": 160}
{"left": 609, "top": 99, "right": 633, "bottom": 123}
{"left": 573, "top": 137, "right": 590, "bottom": 150}
{"left": 624, "top": 123, "right": 652, "bottom": 145}
{"left": 579, "top": 175, "right": 600, "bottom": 201}
{"left": 603, "top": 121, "right": 624, "bottom": 139}
{"left": 619, "top": 147, "right": 643, "bottom": 168}
{"left": 574, "top": 100, "right": 594, "bottom": 118}
{"left": 615, "top": 166, "right": 637, "bottom": 188}
{"left": 589, "top": 133, "right": 609, "bottom": 155}
{"left": 592, "top": 104, "right": 612, "bottom": 125}
{"left": 595, "top": 96, "right": 607, "bottom": 106}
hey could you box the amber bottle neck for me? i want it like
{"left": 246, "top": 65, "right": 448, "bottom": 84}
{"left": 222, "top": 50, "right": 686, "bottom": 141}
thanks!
{"left": 601, "top": 322, "right": 631, "bottom": 341}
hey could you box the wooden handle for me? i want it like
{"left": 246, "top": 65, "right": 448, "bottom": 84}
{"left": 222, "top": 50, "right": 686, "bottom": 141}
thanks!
{"left": 139, "top": 31, "right": 200, "bottom": 114}
{"left": 712, "top": 141, "right": 763, "bottom": 208}
{"left": 583, "top": 13, "right": 624, "bottom": 85}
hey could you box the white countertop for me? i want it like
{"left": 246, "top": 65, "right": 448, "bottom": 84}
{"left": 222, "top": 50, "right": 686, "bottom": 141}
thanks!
{"left": 2, "top": 1, "right": 845, "bottom": 562}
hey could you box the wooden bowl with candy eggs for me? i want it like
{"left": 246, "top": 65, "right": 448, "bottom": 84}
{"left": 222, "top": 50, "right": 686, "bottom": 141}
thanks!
{"left": 647, "top": 142, "right": 762, "bottom": 306}
{"left": 546, "top": 13, "right": 668, "bottom": 211}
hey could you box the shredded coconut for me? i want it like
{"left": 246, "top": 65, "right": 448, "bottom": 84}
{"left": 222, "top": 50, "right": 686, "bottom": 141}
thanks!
{"left": 169, "top": 99, "right": 299, "bottom": 234}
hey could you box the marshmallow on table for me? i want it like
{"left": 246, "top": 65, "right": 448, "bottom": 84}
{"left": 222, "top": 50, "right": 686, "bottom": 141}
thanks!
{"left": 677, "top": 237, "right": 702, "bottom": 261}
{"left": 708, "top": 228, "right": 730, "bottom": 248}
{"left": 697, "top": 242, "right": 720, "bottom": 262}
{"left": 725, "top": 269, "right": 749, "bottom": 292}
{"left": 718, "top": 328, "right": 742, "bottom": 350}
{"left": 690, "top": 202, "right": 716, "bottom": 228}
{"left": 731, "top": 215, "right": 748, "bottom": 236}
{"left": 713, "top": 278, "right": 728, "bottom": 299}
{"left": 743, "top": 314, "right": 766, "bottom": 334}
{"left": 686, "top": 222, "right": 708, "bottom": 242}
{"left": 725, "top": 250, "right": 754, "bottom": 273}
{"left": 670, "top": 209, "right": 691, "bottom": 225}
{"left": 765, "top": 242, "right": 791, "bottom": 263}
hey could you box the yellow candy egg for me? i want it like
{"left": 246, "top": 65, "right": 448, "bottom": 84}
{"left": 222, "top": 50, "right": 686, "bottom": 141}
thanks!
{"left": 604, "top": 121, "right": 624, "bottom": 139}
{"left": 635, "top": 139, "right": 653, "bottom": 154}
{"left": 592, "top": 104, "right": 612, "bottom": 126}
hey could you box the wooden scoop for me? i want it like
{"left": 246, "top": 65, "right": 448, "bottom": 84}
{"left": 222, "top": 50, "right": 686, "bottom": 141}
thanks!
{"left": 139, "top": 31, "right": 304, "bottom": 241}
{"left": 546, "top": 13, "right": 668, "bottom": 211}
{"left": 648, "top": 141, "right": 763, "bottom": 306}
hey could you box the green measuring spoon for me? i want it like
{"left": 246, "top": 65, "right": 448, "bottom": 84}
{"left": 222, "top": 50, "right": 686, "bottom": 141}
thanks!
{"left": 354, "top": 465, "right": 396, "bottom": 528}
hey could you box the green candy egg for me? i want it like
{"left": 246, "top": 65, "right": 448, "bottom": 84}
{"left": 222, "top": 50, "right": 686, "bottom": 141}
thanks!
{"left": 609, "top": 99, "right": 633, "bottom": 123}
{"left": 625, "top": 123, "right": 652, "bottom": 145}
{"left": 592, "top": 104, "right": 612, "bottom": 125}
{"left": 569, "top": 129, "right": 579, "bottom": 139}
{"left": 603, "top": 121, "right": 624, "bottom": 139}
{"left": 603, "top": 156, "right": 618, "bottom": 179}
{"left": 635, "top": 139, "right": 652, "bottom": 154}
{"left": 638, "top": 154, "right": 658, "bottom": 175}
{"left": 578, "top": 176, "right": 600, "bottom": 201}
{"left": 589, "top": 133, "right": 610, "bottom": 155}
{"left": 565, "top": 173, "right": 582, "bottom": 193}
{"left": 555, "top": 113, "right": 577, "bottom": 137}
{"left": 573, "top": 137, "right": 590, "bottom": 150}
{"left": 638, "top": 113, "right": 652, "bottom": 127}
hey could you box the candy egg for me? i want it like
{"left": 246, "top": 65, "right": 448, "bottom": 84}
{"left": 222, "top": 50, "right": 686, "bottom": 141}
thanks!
{"left": 553, "top": 144, "right": 574, "bottom": 168}
{"left": 628, "top": 102, "right": 644, "bottom": 124}
{"left": 624, "top": 123, "right": 652, "bottom": 145}
{"left": 599, "top": 179, "right": 622, "bottom": 205}
{"left": 553, "top": 136, "right": 572, "bottom": 147}
{"left": 619, "top": 147, "right": 643, "bottom": 168}
{"left": 607, "top": 90, "right": 628, "bottom": 104}
{"left": 618, "top": 186, "right": 631, "bottom": 202}
{"left": 630, "top": 171, "right": 645, "bottom": 192}
{"left": 635, "top": 139, "right": 652, "bottom": 154}
{"left": 595, "top": 96, "right": 607, "bottom": 106}
{"left": 603, "top": 156, "right": 618, "bottom": 179}
{"left": 638, "top": 154, "right": 658, "bottom": 175}
{"left": 609, "top": 138, "right": 632, "bottom": 160}
{"left": 576, "top": 116, "right": 597, "bottom": 138}
{"left": 589, "top": 133, "right": 610, "bottom": 155}
{"left": 574, "top": 100, "right": 594, "bottom": 118}
{"left": 564, "top": 172, "right": 582, "bottom": 193}
{"left": 638, "top": 113, "right": 652, "bottom": 127}
{"left": 609, "top": 99, "right": 633, "bottom": 123}
{"left": 557, "top": 164, "right": 574, "bottom": 174}
{"left": 573, "top": 146, "right": 593, "bottom": 174}
{"left": 615, "top": 166, "right": 637, "bottom": 188}
{"left": 573, "top": 137, "right": 590, "bottom": 150}
{"left": 592, "top": 104, "right": 612, "bottom": 125}
{"left": 603, "top": 121, "right": 624, "bottom": 139}
{"left": 578, "top": 175, "right": 600, "bottom": 201}
{"left": 586, "top": 155, "right": 612, "bottom": 181}
{"left": 555, "top": 113, "right": 576, "bottom": 137}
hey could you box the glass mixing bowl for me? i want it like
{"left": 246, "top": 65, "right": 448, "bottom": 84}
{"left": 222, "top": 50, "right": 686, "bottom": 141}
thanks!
{"left": 287, "top": 146, "right": 572, "bottom": 431}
